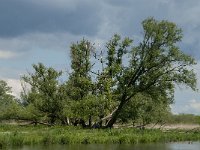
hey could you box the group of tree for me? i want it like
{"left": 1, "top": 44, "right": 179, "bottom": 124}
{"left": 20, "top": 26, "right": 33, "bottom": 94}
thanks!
{"left": 0, "top": 18, "right": 197, "bottom": 128}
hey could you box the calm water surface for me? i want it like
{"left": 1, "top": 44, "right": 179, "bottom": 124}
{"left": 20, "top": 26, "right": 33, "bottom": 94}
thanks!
{"left": 11, "top": 142, "right": 200, "bottom": 150}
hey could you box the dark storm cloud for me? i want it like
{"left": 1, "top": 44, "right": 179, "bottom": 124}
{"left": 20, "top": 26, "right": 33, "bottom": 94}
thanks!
{"left": 0, "top": 0, "right": 200, "bottom": 59}
{"left": 102, "top": 0, "right": 200, "bottom": 59}
{"left": 0, "top": 0, "right": 101, "bottom": 38}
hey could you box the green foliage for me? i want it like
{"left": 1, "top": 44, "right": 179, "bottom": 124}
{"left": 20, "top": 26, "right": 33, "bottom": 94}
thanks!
{"left": 166, "top": 114, "right": 200, "bottom": 124}
{"left": 0, "top": 80, "right": 22, "bottom": 121}
{"left": 0, "top": 80, "right": 15, "bottom": 107}
{"left": 119, "top": 93, "right": 171, "bottom": 126}
{"left": 104, "top": 17, "right": 197, "bottom": 127}
{"left": 67, "top": 39, "right": 93, "bottom": 101}
{"left": 21, "top": 63, "right": 65, "bottom": 124}
{"left": 64, "top": 40, "right": 94, "bottom": 126}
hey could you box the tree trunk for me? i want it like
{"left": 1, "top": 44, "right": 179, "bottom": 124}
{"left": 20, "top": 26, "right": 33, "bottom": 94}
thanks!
{"left": 49, "top": 114, "right": 56, "bottom": 125}
{"left": 80, "top": 119, "right": 87, "bottom": 128}
{"left": 61, "top": 117, "right": 69, "bottom": 125}
{"left": 105, "top": 100, "right": 126, "bottom": 128}
{"left": 88, "top": 116, "right": 92, "bottom": 127}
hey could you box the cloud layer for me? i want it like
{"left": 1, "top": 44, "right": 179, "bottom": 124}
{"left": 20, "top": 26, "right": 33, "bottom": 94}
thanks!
{"left": 0, "top": 50, "right": 19, "bottom": 59}
{"left": 1, "top": 0, "right": 200, "bottom": 57}
{"left": 0, "top": 0, "right": 102, "bottom": 38}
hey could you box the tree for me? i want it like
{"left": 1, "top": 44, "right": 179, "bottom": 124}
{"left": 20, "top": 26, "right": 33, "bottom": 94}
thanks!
{"left": 0, "top": 80, "right": 20, "bottom": 120}
{"left": 65, "top": 39, "right": 95, "bottom": 127}
{"left": 21, "top": 63, "right": 64, "bottom": 125}
{"left": 97, "top": 18, "right": 197, "bottom": 128}
{"left": 18, "top": 17, "right": 197, "bottom": 128}
{"left": 66, "top": 39, "right": 93, "bottom": 100}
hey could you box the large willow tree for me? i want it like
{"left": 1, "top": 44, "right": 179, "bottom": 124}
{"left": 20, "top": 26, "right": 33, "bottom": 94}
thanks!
{"left": 101, "top": 18, "right": 197, "bottom": 128}
{"left": 67, "top": 18, "right": 196, "bottom": 127}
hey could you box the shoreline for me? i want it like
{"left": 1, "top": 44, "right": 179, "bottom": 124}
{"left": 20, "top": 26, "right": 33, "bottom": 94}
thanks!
{"left": 1, "top": 124, "right": 200, "bottom": 148}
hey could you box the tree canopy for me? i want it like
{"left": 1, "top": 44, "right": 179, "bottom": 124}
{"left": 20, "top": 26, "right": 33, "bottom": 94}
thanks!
{"left": 102, "top": 18, "right": 196, "bottom": 128}
{"left": 1, "top": 17, "right": 197, "bottom": 128}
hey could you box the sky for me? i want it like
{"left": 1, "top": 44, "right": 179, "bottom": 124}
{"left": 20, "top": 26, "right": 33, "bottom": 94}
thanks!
{"left": 1, "top": 0, "right": 200, "bottom": 114}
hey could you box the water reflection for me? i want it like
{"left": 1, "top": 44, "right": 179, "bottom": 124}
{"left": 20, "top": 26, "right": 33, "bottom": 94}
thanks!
{"left": 168, "top": 142, "right": 200, "bottom": 150}
{"left": 11, "top": 142, "right": 200, "bottom": 150}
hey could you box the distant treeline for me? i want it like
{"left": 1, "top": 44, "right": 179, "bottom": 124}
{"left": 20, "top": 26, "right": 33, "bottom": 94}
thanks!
{"left": 166, "top": 114, "right": 200, "bottom": 124}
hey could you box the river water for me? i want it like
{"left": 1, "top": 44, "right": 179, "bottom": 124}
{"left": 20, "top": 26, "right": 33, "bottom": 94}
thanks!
{"left": 10, "top": 142, "right": 200, "bottom": 150}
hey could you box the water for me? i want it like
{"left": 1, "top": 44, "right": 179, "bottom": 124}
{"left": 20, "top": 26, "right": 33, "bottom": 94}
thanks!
{"left": 11, "top": 142, "right": 200, "bottom": 150}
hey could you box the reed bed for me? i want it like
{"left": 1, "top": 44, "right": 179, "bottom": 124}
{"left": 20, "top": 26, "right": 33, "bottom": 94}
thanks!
{"left": 0, "top": 124, "right": 200, "bottom": 148}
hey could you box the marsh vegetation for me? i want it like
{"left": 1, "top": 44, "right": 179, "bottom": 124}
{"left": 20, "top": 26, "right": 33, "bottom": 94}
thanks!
{"left": 1, "top": 125, "right": 200, "bottom": 148}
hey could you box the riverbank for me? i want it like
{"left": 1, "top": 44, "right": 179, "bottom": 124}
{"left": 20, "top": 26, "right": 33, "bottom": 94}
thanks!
{"left": 0, "top": 125, "right": 200, "bottom": 148}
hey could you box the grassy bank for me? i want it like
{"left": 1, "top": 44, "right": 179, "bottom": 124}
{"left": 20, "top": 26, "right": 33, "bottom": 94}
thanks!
{"left": 0, "top": 125, "right": 200, "bottom": 148}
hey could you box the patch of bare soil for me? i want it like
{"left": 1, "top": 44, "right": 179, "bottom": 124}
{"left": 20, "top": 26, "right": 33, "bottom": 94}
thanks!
{"left": 148, "top": 124, "right": 200, "bottom": 130}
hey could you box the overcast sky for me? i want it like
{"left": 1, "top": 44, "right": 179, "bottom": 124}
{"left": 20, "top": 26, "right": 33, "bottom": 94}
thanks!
{"left": 1, "top": 0, "right": 200, "bottom": 114}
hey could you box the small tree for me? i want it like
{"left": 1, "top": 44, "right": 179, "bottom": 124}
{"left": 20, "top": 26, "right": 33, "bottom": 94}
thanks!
{"left": 0, "top": 80, "right": 21, "bottom": 121}
{"left": 67, "top": 39, "right": 93, "bottom": 98}
{"left": 21, "top": 63, "right": 64, "bottom": 125}
{"left": 65, "top": 39, "right": 94, "bottom": 126}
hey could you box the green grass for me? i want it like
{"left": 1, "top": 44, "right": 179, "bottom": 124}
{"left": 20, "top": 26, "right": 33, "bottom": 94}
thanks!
{"left": 0, "top": 124, "right": 200, "bottom": 148}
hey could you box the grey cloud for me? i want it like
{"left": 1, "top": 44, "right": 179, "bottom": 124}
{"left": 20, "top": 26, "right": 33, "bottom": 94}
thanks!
{"left": 99, "top": 0, "right": 171, "bottom": 37}
{"left": 1, "top": 0, "right": 200, "bottom": 59}
{"left": 0, "top": 32, "right": 85, "bottom": 53}
{"left": 0, "top": 0, "right": 102, "bottom": 38}
{"left": 103, "top": 0, "right": 200, "bottom": 59}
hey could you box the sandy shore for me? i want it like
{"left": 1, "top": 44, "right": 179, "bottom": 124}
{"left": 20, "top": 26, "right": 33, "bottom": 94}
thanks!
{"left": 114, "top": 124, "right": 200, "bottom": 130}
{"left": 148, "top": 124, "right": 200, "bottom": 130}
